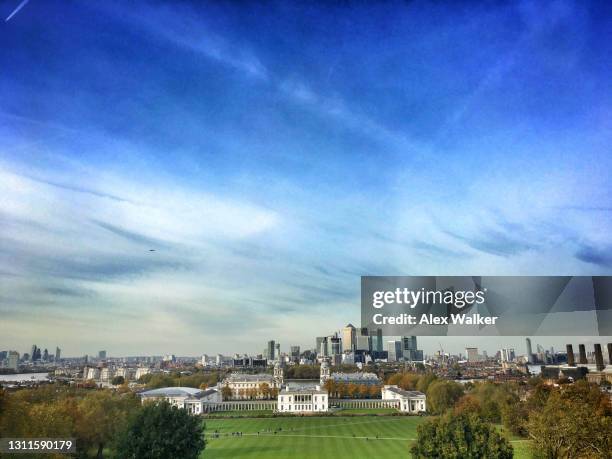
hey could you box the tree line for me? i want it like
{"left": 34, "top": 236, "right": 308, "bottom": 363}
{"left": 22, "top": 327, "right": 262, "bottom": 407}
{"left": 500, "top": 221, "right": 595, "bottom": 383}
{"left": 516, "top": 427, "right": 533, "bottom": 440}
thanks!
{"left": 387, "top": 371, "right": 612, "bottom": 458}
{"left": 0, "top": 385, "right": 205, "bottom": 459}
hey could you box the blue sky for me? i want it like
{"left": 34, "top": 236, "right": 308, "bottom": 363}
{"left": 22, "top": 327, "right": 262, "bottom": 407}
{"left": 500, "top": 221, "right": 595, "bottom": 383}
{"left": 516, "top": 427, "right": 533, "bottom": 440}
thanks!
{"left": 1, "top": 0, "right": 611, "bottom": 356}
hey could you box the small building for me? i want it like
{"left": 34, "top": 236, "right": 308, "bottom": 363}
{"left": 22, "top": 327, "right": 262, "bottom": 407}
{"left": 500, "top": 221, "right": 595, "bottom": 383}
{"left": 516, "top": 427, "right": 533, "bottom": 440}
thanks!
{"left": 278, "top": 387, "right": 329, "bottom": 413}
{"left": 139, "top": 386, "right": 222, "bottom": 415}
{"left": 381, "top": 385, "right": 426, "bottom": 413}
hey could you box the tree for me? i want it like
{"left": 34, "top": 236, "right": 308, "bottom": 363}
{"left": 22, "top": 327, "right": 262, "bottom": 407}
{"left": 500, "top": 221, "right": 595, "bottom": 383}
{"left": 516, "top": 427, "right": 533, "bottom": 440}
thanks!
{"left": 259, "top": 383, "right": 270, "bottom": 399}
{"left": 76, "top": 390, "right": 140, "bottom": 459}
{"left": 453, "top": 394, "right": 481, "bottom": 416}
{"left": 111, "top": 376, "right": 125, "bottom": 386}
{"left": 114, "top": 401, "right": 205, "bottom": 459}
{"left": 347, "top": 383, "right": 358, "bottom": 398}
{"left": 415, "top": 373, "right": 437, "bottom": 393}
{"left": 221, "top": 385, "right": 232, "bottom": 400}
{"left": 411, "top": 412, "right": 513, "bottom": 459}
{"left": 358, "top": 384, "right": 369, "bottom": 398}
{"left": 527, "top": 381, "right": 611, "bottom": 458}
{"left": 426, "top": 380, "right": 464, "bottom": 414}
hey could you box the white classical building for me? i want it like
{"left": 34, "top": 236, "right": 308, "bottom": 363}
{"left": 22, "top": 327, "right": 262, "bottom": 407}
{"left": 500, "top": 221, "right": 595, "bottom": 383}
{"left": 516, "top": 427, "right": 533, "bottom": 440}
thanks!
{"left": 278, "top": 387, "right": 329, "bottom": 413}
{"left": 221, "top": 362, "right": 284, "bottom": 399}
{"left": 381, "top": 385, "right": 427, "bottom": 413}
{"left": 139, "top": 386, "right": 222, "bottom": 415}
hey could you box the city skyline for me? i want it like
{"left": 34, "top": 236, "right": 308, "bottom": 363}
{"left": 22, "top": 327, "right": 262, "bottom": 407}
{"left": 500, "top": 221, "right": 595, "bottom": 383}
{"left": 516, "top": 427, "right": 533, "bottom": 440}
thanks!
{"left": 5, "top": 335, "right": 610, "bottom": 360}
{"left": 2, "top": 0, "right": 612, "bottom": 354}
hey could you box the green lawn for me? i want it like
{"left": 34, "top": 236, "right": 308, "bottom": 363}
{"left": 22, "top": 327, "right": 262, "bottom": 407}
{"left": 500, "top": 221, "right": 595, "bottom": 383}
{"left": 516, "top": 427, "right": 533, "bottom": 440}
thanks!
{"left": 201, "top": 416, "right": 534, "bottom": 458}
{"left": 337, "top": 407, "right": 398, "bottom": 414}
{"left": 207, "top": 409, "right": 274, "bottom": 418}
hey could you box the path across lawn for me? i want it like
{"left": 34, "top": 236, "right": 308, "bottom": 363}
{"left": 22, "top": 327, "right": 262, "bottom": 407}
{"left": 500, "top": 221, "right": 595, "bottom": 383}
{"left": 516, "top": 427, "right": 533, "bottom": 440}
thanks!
{"left": 201, "top": 416, "right": 533, "bottom": 459}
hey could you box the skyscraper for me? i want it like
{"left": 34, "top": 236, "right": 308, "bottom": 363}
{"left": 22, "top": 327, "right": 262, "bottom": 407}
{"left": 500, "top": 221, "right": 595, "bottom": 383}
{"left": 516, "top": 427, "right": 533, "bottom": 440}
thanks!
{"left": 30, "top": 345, "right": 37, "bottom": 362}
{"left": 316, "top": 337, "right": 328, "bottom": 357}
{"left": 267, "top": 340, "right": 275, "bottom": 360}
{"left": 526, "top": 338, "right": 534, "bottom": 364}
{"left": 466, "top": 347, "right": 479, "bottom": 362}
{"left": 55, "top": 347, "right": 61, "bottom": 361}
{"left": 290, "top": 346, "right": 300, "bottom": 361}
{"left": 42, "top": 348, "right": 49, "bottom": 361}
{"left": 387, "top": 340, "right": 402, "bottom": 362}
{"left": 375, "top": 329, "right": 383, "bottom": 352}
{"left": 98, "top": 350, "right": 107, "bottom": 360}
{"left": 342, "top": 324, "right": 356, "bottom": 352}
{"left": 330, "top": 334, "right": 341, "bottom": 355}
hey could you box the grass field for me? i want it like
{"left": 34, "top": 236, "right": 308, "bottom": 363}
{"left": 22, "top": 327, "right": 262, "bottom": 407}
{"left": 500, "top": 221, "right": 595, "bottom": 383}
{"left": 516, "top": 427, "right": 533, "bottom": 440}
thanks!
{"left": 201, "top": 416, "right": 534, "bottom": 458}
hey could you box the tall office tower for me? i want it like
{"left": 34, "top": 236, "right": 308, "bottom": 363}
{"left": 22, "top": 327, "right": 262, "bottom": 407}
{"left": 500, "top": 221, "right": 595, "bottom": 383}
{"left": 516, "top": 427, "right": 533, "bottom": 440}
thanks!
{"left": 376, "top": 329, "right": 383, "bottom": 352}
{"left": 330, "top": 334, "right": 341, "bottom": 355}
{"left": 98, "top": 350, "right": 107, "bottom": 360}
{"left": 355, "top": 335, "right": 371, "bottom": 352}
{"left": 328, "top": 334, "right": 342, "bottom": 355}
{"left": 526, "top": 338, "right": 534, "bottom": 363}
{"left": 290, "top": 346, "right": 300, "bottom": 361}
{"left": 42, "top": 348, "right": 49, "bottom": 361}
{"left": 267, "top": 340, "right": 275, "bottom": 360}
{"left": 7, "top": 351, "right": 19, "bottom": 371}
{"left": 500, "top": 348, "right": 516, "bottom": 363}
{"left": 387, "top": 340, "right": 403, "bottom": 362}
{"left": 30, "top": 345, "right": 37, "bottom": 361}
{"left": 55, "top": 347, "right": 61, "bottom": 361}
{"left": 342, "top": 324, "right": 356, "bottom": 352}
{"left": 402, "top": 336, "right": 417, "bottom": 351}
{"left": 466, "top": 347, "right": 479, "bottom": 362}
{"left": 316, "top": 337, "right": 329, "bottom": 357}
{"left": 275, "top": 343, "right": 280, "bottom": 359}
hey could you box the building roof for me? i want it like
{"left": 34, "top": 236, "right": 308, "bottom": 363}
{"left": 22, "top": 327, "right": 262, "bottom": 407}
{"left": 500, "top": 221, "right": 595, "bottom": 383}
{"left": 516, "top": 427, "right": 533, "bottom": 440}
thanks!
{"left": 224, "top": 373, "right": 275, "bottom": 382}
{"left": 385, "top": 386, "right": 426, "bottom": 398}
{"left": 140, "top": 386, "right": 203, "bottom": 398}
{"left": 331, "top": 372, "right": 380, "bottom": 383}
{"left": 281, "top": 388, "right": 327, "bottom": 394}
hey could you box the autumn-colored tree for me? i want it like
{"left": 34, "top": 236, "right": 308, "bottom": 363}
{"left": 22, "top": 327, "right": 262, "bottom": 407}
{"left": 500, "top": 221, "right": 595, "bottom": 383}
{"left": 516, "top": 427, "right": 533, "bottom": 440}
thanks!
{"left": 527, "top": 381, "right": 611, "bottom": 458}
{"left": 76, "top": 390, "right": 140, "bottom": 459}
{"left": 453, "top": 394, "right": 481, "bottom": 416}
{"left": 358, "top": 384, "right": 369, "bottom": 398}
{"left": 368, "top": 384, "right": 381, "bottom": 398}
{"left": 347, "top": 383, "right": 358, "bottom": 398}
{"left": 324, "top": 379, "right": 336, "bottom": 397}
{"left": 399, "top": 373, "right": 420, "bottom": 390}
{"left": 221, "top": 385, "right": 232, "bottom": 400}
{"left": 426, "top": 380, "right": 464, "bottom": 414}
{"left": 259, "top": 383, "right": 270, "bottom": 399}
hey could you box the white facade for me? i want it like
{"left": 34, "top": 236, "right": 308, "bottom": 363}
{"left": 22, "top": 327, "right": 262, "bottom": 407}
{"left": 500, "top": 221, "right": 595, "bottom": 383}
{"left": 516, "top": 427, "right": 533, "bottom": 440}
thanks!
{"left": 134, "top": 367, "right": 151, "bottom": 380}
{"left": 221, "top": 367, "right": 283, "bottom": 399}
{"left": 139, "top": 386, "right": 222, "bottom": 415}
{"left": 381, "top": 385, "right": 426, "bottom": 413}
{"left": 277, "top": 388, "right": 328, "bottom": 413}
